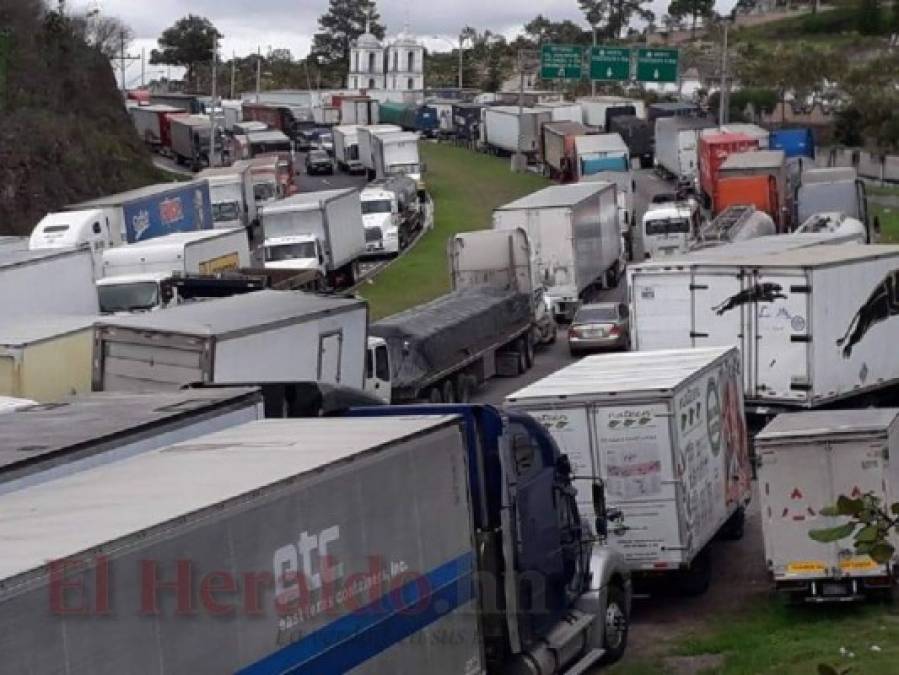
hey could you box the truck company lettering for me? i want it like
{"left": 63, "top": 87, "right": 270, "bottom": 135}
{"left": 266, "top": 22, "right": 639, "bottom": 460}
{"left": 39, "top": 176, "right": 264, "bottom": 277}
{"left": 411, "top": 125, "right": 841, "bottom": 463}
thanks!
{"left": 836, "top": 268, "right": 899, "bottom": 358}
{"left": 273, "top": 525, "right": 344, "bottom": 600}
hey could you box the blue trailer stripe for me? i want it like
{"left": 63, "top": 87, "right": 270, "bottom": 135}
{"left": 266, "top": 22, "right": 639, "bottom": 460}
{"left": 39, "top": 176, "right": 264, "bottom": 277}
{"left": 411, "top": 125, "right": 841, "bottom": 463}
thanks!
{"left": 237, "top": 551, "right": 475, "bottom": 675}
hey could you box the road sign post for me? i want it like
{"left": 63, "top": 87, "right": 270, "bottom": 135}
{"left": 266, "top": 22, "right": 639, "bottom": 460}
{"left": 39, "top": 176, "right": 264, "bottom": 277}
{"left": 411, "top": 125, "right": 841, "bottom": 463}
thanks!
{"left": 539, "top": 44, "right": 583, "bottom": 80}
{"left": 635, "top": 47, "right": 679, "bottom": 83}
{"left": 589, "top": 46, "right": 630, "bottom": 82}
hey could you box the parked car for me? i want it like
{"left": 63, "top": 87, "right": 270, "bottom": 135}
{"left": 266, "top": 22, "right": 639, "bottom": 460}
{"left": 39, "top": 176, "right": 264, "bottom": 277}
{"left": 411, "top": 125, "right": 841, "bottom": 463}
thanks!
{"left": 568, "top": 302, "right": 630, "bottom": 355}
{"left": 305, "top": 149, "right": 333, "bottom": 175}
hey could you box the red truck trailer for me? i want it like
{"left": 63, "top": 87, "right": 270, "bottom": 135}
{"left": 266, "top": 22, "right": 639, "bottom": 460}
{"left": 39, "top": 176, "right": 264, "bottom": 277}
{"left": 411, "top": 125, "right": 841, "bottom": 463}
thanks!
{"left": 699, "top": 132, "right": 758, "bottom": 212}
{"left": 130, "top": 104, "right": 188, "bottom": 152}
{"left": 717, "top": 149, "right": 791, "bottom": 230}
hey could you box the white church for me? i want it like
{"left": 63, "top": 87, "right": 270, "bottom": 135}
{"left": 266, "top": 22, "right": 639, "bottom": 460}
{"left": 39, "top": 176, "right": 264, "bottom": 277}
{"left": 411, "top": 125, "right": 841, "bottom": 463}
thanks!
{"left": 347, "top": 23, "right": 424, "bottom": 92}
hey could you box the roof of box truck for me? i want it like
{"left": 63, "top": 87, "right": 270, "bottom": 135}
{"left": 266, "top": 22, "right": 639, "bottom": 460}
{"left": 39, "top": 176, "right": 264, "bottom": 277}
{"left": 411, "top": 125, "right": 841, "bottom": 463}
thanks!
{"left": 96, "top": 289, "right": 364, "bottom": 337}
{"left": 104, "top": 229, "right": 239, "bottom": 252}
{"left": 0, "top": 315, "right": 95, "bottom": 347}
{"left": 0, "top": 388, "right": 260, "bottom": 479}
{"left": 506, "top": 347, "right": 735, "bottom": 402}
{"left": 0, "top": 416, "right": 458, "bottom": 581}
{"left": 678, "top": 243, "right": 899, "bottom": 268}
{"left": 487, "top": 105, "right": 545, "bottom": 115}
{"left": 757, "top": 409, "right": 899, "bottom": 442}
{"left": 544, "top": 121, "right": 589, "bottom": 136}
{"left": 68, "top": 180, "right": 206, "bottom": 209}
{"left": 496, "top": 182, "right": 613, "bottom": 210}
{"left": 0, "top": 246, "right": 88, "bottom": 269}
{"left": 720, "top": 149, "right": 785, "bottom": 170}
{"left": 260, "top": 187, "right": 356, "bottom": 214}
{"left": 574, "top": 133, "right": 629, "bottom": 155}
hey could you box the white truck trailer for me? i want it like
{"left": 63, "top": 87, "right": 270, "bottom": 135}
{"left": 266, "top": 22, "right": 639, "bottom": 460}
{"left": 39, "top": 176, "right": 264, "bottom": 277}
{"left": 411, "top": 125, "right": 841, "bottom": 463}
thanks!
{"left": 356, "top": 124, "right": 402, "bottom": 176}
{"left": 371, "top": 131, "right": 422, "bottom": 183}
{"left": 493, "top": 182, "right": 621, "bottom": 322}
{"left": 628, "top": 244, "right": 899, "bottom": 415}
{"left": 654, "top": 116, "right": 717, "bottom": 182}
{"left": 261, "top": 188, "right": 365, "bottom": 288}
{"left": 332, "top": 124, "right": 364, "bottom": 172}
{"left": 198, "top": 164, "right": 259, "bottom": 232}
{"left": 577, "top": 96, "right": 646, "bottom": 129}
{"left": 756, "top": 409, "right": 899, "bottom": 601}
{"left": 0, "top": 387, "right": 263, "bottom": 494}
{"left": 506, "top": 346, "right": 752, "bottom": 594}
{"left": 0, "top": 247, "right": 98, "bottom": 321}
{"left": 93, "top": 290, "right": 368, "bottom": 391}
{"left": 483, "top": 106, "right": 552, "bottom": 155}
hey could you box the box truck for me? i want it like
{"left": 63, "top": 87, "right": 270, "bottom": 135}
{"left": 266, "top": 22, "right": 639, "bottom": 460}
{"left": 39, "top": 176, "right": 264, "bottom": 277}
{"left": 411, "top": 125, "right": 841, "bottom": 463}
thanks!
{"left": 770, "top": 127, "right": 815, "bottom": 159}
{"left": 493, "top": 182, "right": 621, "bottom": 322}
{"left": 542, "top": 121, "right": 589, "bottom": 181}
{"left": 0, "top": 247, "right": 98, "bottom": 320}
{"left": 378, "top": 101, "right": 440, "bottom": 136}
{"left": 0, "top": 387, "right": 263, "bottom": 494}
{"left": 506, "top": 346, "right": 752, "bottom": 594}
{"left": 653, "top": 116, "right": 717, "bottom": 182}
{"left": 628, "top": 244, "right": 899, "bottom": 415}
{"left": 577, "top": 96, "right": 646, "bottom": 129}
{"left": 371, "top": 131, "right": 422, "bottom": 183}
{"left": 129, "top": 104, "right": 187, "bottom": 151}
{"left": 357, "top": 124, "right": 402, "bottom": 175}
{"left": 198, "top": 164, "right": 259, "bottom": 232}
{"left": 580, "top": 170, "right": 636, "bottom": 257}
{"left": 168, "top": 114, "right": 219, "bottom": 170}
{"left": 797, "top": 167, "right": 873, "bottom": 241}
{"left": 0, "top": 315, "right": 95, "bottom": 403}
{"left": 609, "top": 115, "right": 654, "bottom": 169}
{"left": 698, "top": 132, "right": 759, "bottom": 212}
{"left": 640, "top": 199, "right": 702, "bottom": 260}
{"left": 67, "top": 180, "right": 214, "bottom": 245}
{"left": 575, "top": 133, "right": 631, "bottom": 178}
{"left": 717, "top": 149, "right": 790, "bottom": 229}
{"left": 233, "top": 156, "right": 291, "bottom": 205}
{"left": 756, "top": 409, "right": 899, "bottom": 601}
{"left": 261, "top": 188, "right": 365, "bottom": 288}
{"left": 340, "top": 96, "right": 379, "bottom": 125}
{"left": 451, "top": 102, "right": 483, "bottom": 142}
{"left": 535, "top": 100, "right": 584, "bottom": 123}
{"left": 332, "top": 124, "right": 364, "bottom": 172}
{"left": 483, "top": 106, "right": 552, "bottom": 155}
{"left": 0, "top": 410, "right": 631, "bottom": 673}
{"left": 93, "top": 290, "right": 367, "bottom": 391}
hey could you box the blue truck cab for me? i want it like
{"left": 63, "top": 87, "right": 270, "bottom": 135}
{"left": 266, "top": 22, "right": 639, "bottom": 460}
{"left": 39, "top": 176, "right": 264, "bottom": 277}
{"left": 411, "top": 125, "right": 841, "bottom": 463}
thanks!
{"left": 770, "top": 127, "right": 815, "bottom": 159}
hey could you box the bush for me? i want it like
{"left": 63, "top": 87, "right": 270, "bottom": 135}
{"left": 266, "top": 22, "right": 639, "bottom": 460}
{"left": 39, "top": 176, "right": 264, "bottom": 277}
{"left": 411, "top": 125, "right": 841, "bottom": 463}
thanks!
{"left": 857, "top": 0, "right": 883, "bottom": 35}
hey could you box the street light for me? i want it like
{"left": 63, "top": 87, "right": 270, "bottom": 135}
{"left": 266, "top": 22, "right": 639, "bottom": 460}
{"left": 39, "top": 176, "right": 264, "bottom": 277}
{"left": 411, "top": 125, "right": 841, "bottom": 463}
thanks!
{"left": 431, "top": 34, "right": 465, "bottom": 90}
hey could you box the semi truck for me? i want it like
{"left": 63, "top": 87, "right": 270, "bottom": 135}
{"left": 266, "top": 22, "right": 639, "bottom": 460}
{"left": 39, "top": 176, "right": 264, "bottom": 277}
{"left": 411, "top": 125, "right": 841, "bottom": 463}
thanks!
{"left": 451, "top": 102, "right": 483, "bottom": 143}
{"left": 506, "top": 346, "right": 752, "bottom": 595}
{"left": 332, "top": 124, "right": 364, "bottom": 172}
{"left": 29, "top": 209, "right": 115, "bottom": 272}
{"left": 198, "top": 164, "right": 259, "bottom": 233}
{"left": 653, "top": 116, "right": 716, "bottom": 183}
{"left": 574, "top": 133, "right": 630, "bottom": 178}
{"left": 261, "top": 188, "right": 365, "bottom": 288}
{"left": 67, "top": 180, "right": 214, "bottom": 245}
{"left": 357, "top": 124, "right": 402, "bottom": 176}
{"left": 535, "top": 100, "right": 584, "bottom": 123}
{"left": 0, "top": 410, "right": 631, "bottom": 673}
{"left": 493, "top": 182, "right": 621, "bottom": 323}
{"left": 0, "top": 387, "right": 263, "bottom": 494}
{"left": 717, "top": 149, "right": 791, "bottom": 229}
{"left": 377, "top": 101, "right": 440, "bottom": 136}
{"left": 796, "top": 167, "right": 874, "bottom": 241}
{"left": 93, "top": 290, "right": 368, "bottom": 392}
{"left": 241, "top": 102, "right": 302, "bottom": 138}
{"left": 542, "top": 121, "right": 589, "bottom": 181}
{"left": 0, "top": 247, "right": 98, "bottom": 319}
{"left": 360, "top": 175, "right": 421, "bottom": 255}
{"left": 129, "top": 104, "right": 187, "bottom": 151}
{"left": 483, "top": 106, "right": 552, "bottom": 156}
{"left": 233, "top": 155, "right": 295, "bottom": 205}
{"left": 169, "top": 114, "right": 219, "bottom": 170}
{"left": 756, "top": 409, "right": 899, "bottom": 601}
{"left": 627, "top": 244, "right": 899, "bottom": 418}
{"left": 698, "top": 132, "right": 759, "bottom": 211}
{"left": 609, "top": 115, "right": 653, "bottom": 169}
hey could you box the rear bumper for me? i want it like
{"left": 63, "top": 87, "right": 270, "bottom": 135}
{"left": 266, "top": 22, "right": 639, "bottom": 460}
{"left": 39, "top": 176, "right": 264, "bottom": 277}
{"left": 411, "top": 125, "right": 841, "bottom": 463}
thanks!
{"left": 569, "top": 334, "right": 627, "bottom": 350}
{"left": 773, "top": 574, "right": 894, "bottom": 601}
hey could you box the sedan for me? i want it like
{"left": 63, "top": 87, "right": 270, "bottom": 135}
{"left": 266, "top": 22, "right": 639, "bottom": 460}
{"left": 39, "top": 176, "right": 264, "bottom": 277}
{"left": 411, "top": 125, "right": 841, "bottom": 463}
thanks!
{"left": 305, "top": 149, "right": 333, "bottom": 175}
{"left": 568, "top": 302, "right": 630, "bottom": 356}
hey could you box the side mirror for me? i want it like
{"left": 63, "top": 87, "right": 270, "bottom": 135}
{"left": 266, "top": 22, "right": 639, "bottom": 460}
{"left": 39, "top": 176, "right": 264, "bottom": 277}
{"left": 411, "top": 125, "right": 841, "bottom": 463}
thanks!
{"left": 592, "top": 480, "right": 607, "bottom": 539}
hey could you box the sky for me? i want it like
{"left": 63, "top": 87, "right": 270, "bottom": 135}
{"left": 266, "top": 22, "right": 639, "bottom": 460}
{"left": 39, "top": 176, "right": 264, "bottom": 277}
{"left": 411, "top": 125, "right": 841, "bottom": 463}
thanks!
{"left": 71, "top": 0, "right": 736, "bottom": 88}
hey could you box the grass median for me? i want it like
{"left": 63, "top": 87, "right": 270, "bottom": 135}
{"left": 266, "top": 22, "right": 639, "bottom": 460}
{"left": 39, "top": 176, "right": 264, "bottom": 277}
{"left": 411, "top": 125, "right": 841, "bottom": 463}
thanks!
{"left": 358, "top": 143, "right": 549, "bottom": 320}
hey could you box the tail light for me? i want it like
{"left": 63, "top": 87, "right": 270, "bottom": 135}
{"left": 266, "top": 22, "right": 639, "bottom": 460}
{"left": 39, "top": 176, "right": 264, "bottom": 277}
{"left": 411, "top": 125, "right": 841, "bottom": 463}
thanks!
{"left": 608, "top": 325, "right": 622, "bottom": 336}
{"left": 570, "top": 327, "right": 583, "bottom": 338}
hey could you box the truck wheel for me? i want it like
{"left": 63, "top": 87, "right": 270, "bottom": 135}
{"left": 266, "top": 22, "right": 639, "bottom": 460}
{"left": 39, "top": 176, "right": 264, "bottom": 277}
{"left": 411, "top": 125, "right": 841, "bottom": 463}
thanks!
{"left": 442, "top": 379, "right": 456, "bottom": 404}
{"left": 455, "top": 375, "right": 473, "bottom": 403}
{"left": 600, "top": 584, "right": 629, "bottom": 665}
{"left": 678, "top": 547, "right": 712, "bottom": 596}
{"left": 718, "top": 507, "right": 746, "bottom": 541}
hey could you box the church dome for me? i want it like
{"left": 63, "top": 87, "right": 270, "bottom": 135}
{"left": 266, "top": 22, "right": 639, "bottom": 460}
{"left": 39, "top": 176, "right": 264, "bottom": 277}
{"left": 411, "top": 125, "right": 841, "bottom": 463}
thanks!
{"left": 390, "top": 29, "right": 420, "bottom": 48}
{"left": 355, "top": 32, "right": 382, "bottom": 49}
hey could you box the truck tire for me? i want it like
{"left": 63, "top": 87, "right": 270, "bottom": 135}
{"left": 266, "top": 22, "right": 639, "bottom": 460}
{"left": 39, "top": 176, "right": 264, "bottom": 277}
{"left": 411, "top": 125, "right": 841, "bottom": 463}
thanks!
{"left": 678, "top": 547, "right": 712, "bottom": 596}
{"left": 718, "top": 506, "right": 746, "bottom": 541}
{"left": 442, "top": 379, "right": 456, "bottom": 404}
{"left": 455, "top": 375, "right": 473, "bottom": 403}
{"left": 600, "top": 583, "right": 629, "bottom": 665}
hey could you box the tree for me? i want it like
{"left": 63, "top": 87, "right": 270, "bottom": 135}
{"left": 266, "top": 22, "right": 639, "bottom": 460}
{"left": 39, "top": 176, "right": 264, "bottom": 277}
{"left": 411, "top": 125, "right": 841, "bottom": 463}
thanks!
{"left": 312, "top": 0, "right": 384, "bottom": 71}
{"left": 810, "top": 494, "right": 897, "bottom": 565}
{"left": 523, "top": 15, "right": 589, "bottom": 45}
{"left": 857, "top": 0, "right": 882, "bottom": 35}
{"left": 580, "top": 0, "right": 654, "bottom": 40}
{"left": 667, "top": 0, "right": 714, "bottom": 39}
{"left": 71, "top": 12, "right": 133, "bottom": 60}
{"left": 150, "top": 15, "right": 222, "bottom": 90}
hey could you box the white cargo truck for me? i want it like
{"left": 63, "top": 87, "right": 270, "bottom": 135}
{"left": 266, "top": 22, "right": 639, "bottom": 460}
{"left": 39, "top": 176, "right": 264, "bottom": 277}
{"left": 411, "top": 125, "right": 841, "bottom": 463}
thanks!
{"left": 756, "top": 409, "right": 899, "bottom": 601}
{"left": 332, "top": 124, "right": 363, "bottom": 172}
{"left": 0, "top": 247, "right": 99, "bottom": 321}
{"left": 371, "top": 131, "right": 422, "bottom": 183}
{"left": 356, "top": 124, "right": 401, "bottom": 175}
{"left": 493, "top": 182, "right": 621, "bottom": 322}
{"left": 628, "top": 244, "right": 899, "bottom": 414}
{"left": 261, "top": 188, "right": 365, "bottom": 288}
{"left": 536, "top": 101, "right": 584, "bottom": 123}
{"left": 483, "top": 106, "right": 552, "bottom": 155}
{"left": 577, "top": 96, "right": 646, "bottom": 128}
{"left": 93, "top": 290, "right": 368, "bottom": 391}
{"left": 29, "top": 209, "right": 115, "bottom": 274}
{"left": 575, "top": 133, "right": 631, "bottom": 178}
{"left": 654, "top": 116, "right": 717, "bottom": 182}
{"left": 198, "top": 165, "right": 259, "bottom": 232}
{"left": 0, "top": 387, "right": 263, "bottom": 494}
{"left": 641, "top": 200, "right": 702, "bottom": 260}
{"left": 506, "top": 346, "right": 752, "bottom": 594}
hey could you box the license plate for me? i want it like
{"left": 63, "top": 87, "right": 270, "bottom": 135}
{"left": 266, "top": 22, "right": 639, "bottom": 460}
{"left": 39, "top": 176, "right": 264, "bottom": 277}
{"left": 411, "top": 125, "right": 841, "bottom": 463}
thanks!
{"left": 586, "top": 329, "right": 607, "bottom": 338}
{"left": 822, "top": 582, "right": 849, "bottom": 596}
{"left": 787, "top": 561, "right": 826, "bottom": 575}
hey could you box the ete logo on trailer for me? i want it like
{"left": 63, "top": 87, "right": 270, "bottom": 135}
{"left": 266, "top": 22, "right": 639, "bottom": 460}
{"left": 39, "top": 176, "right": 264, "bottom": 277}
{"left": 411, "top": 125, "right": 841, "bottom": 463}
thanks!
{"left": 706, "top": 378, "right": 722, "bottom": 456}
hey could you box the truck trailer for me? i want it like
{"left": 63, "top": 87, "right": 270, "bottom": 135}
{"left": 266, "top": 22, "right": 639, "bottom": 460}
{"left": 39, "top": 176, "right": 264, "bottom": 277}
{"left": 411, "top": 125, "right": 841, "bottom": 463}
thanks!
{"left": 360, "top": 175, "right": 421, "bottom": 255}
{"left": 93, "top": 290, "right": 368, "bottom": 392}
{"left": 542, "top": 121, "right": 589, "bottom": 180}
{"left": 483, "top": 106, "right": 552, "bottom": 155}
{"left": 0, "top": 247, "right": 98, "bottom": 320}
{"left": 371, "top": 130, "right": 422, "bottom": 183}
{"left": 356, "top": 124, "right": 402, "bottom": 176}
{"left": 506, "top": 346, "right": 752, "bottom": 594}
{"left": 168, "top": 114, "right": 219, "bottom": 170}
{"left": 0, "top": 410, "right": 631, "bottom": 673}
{"left": 609, "top": 115, "right": 654, "bottom": 169}
{"left": 577, "top": 96, "right": 646, "bottom": 129}
{"left": 198, "top": 164, "right": 259, "bottom": 232}
{"left": 129, "top": 104, "right": 187, "bottom": 151}
{"left": 574, "top": 133, "right": 631, "bottom": 178}
{"left": 493, "top": 182, "right": 621, "bottom": 322}
{"left": 717, "top": 149, "right": 790, "bottom": 229}
{"left": 756, "top": 409, "right": 899, "bottom": 601}
{"left": 770, "top": 127, "right": 815, "bottom": 159}
{"left": 332, "top": 124, "right": 363, "bottom": 172}
{"left": 653, "top": 116, "right": 716, "bottom": 182}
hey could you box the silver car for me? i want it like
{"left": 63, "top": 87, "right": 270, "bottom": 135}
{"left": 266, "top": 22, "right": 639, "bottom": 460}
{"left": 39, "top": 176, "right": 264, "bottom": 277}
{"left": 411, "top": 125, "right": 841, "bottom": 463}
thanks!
{"left": 568, "top": 302, "right": 630, "bottom": 355}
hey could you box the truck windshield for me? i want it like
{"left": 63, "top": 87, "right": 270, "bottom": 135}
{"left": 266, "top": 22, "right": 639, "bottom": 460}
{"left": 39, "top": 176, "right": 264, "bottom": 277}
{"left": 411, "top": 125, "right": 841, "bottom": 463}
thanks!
{"left": 253, "top": 181, "right": 277, "bottom": 202}
{"left": 645, "top": 218, "right": 690, "bottom": 236}
{"left": 265, "top": 242, "right": 316, "bottom": 261}
{"left": 98, "top": 282, "right": 160, "bottom": 313}
{"left": 362, "top": 199, "right": 393, "bottom": 214}
{"left": 212, "top": 201, "right": 241, "bottom": 222}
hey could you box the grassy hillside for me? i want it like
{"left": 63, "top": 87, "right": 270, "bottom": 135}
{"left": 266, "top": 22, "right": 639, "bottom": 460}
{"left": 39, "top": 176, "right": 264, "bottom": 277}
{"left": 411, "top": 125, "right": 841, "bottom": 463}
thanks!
{"left": 0, "top": 2, "right": 170, "bottom": 236}
{"left": 358, "top": 144, "right": 549, "bottom": 319}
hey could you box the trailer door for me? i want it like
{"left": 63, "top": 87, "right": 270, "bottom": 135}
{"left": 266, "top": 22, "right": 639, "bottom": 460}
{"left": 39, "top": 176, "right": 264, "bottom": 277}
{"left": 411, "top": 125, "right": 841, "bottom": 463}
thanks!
{"left": 96, "top": 331, "right": 207, "bottom": 391}
{"left": 690, "top": 269, "right": 749, "bottom": 388}
{"left": 317, "top": 331, "right": 343, "bottom": 384}
{"left": 751, "top": 270, "right": 810, "bottom": 403}
{"left": 630, "top": 270, "right": 692, "bottom": 350}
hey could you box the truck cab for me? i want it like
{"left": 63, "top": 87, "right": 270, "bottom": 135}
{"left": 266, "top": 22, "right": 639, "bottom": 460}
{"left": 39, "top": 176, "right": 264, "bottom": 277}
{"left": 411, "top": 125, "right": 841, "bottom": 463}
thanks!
{"left": 96, "top": 271, "right": 174, "bottom": 313}
{"left": 360, "top": 187, "right": 400, "bottom": 255}
{"left": 641, "top": 201, "right": 700, "bottom": 260}
{"left": 201, "top": 168, "right": 259, "bottom": 233}
{"left": 263, "top": 234, "right": 324, "bottom": 273}
{"left": 29, "top": 209, "right": 116, "bottom": 276}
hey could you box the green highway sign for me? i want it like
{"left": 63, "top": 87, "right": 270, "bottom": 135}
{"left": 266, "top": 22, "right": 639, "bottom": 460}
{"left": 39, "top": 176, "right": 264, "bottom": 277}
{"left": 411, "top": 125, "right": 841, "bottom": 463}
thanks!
{"left": 589, "top": 45, "right": 631, "bottom": 81}
{"left": 636, "top": 47, "right": 679, "bottom": 83}
{"left": 540, "top": 44, "right": 583, "bottom": 80}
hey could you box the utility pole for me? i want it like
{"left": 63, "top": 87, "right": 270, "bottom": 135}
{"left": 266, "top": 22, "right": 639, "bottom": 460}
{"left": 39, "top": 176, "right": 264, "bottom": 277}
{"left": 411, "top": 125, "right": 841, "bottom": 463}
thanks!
{"left": 255, "top": 46, "right": 262, "bottom": 102}
{"left": 141, "top": 48, "right": 145, "bottom": 88}
{"left": 512, "top": 48, "right": 527, "bottom": 173}
{"left": 591, "top": 26, "right": 597, "bottom": 97}
{"left": 210, "top": 35, "right": 218, "bottom": 167}
{"left": 117, "top": 31, "right": 139, "bottom": 92}
{"left": 457, "top": 33, "right": 463, "bottom": 90}
{"left": 719, "top": 20, "right": 728, "bottom": 125}
{"left": 230, "top": 52, "right": 236, "bottom": 100}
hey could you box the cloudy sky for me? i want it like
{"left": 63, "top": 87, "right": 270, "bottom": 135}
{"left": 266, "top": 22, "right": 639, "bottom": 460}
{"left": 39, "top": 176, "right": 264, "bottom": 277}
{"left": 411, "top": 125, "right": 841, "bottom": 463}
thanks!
{"left": 71, "top": 0, "right": 734, "bottom": 87}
